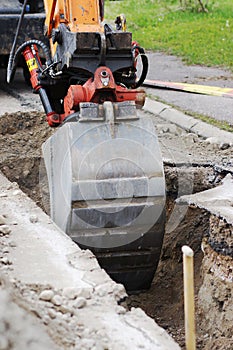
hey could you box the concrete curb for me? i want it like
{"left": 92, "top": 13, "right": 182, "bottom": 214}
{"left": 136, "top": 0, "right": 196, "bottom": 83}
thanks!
{"left": 177, "top": 174, "right": 233, "bottom": 225}
{"left": 144, "top": 98, "right": 233, "bottom": 146}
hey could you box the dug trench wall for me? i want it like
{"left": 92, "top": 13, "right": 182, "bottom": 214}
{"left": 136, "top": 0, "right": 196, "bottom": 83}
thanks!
{"left": 180, "top": 176, "right": 233, "bottom": 350}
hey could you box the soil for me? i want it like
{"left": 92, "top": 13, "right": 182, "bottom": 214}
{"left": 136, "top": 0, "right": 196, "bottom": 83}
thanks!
{"left": 0, "top": 107, "right": 232, "bottom": 349}
{"left": 0, "top": 111, "right": 54, "bottom": 207}
{"left": 127, "top": 207, "right": 210, "bottom": 349}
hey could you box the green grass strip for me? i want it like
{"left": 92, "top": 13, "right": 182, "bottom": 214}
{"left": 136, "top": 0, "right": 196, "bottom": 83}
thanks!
{"left": 105, "top": 0, "right": 233, "bottom": 70}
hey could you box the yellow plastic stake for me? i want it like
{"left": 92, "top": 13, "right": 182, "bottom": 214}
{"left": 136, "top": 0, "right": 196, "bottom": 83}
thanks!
{"left": 182, "top": 245, "right": 196, "bottom": 350}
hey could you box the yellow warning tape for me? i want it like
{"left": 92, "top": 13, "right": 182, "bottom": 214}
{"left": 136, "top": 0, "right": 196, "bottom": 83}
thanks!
{"left": 144, "top": 79, "right": 233, "bottom": 98}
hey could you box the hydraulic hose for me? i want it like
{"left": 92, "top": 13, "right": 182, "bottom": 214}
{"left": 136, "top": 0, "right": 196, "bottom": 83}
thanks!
{"left": 132, "top": 45, "right": 149, "bottom": 89}
{"left": 7, "top": 39, "right": 52, "bottom": 84}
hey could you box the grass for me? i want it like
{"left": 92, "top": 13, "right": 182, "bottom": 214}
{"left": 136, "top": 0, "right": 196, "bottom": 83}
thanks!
{"left": 105, "top": 0, "right": 233, "bottom": 70}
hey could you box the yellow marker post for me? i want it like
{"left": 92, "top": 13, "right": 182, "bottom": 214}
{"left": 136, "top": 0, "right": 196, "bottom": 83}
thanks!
{"left": 182, "top": 245, "right": 196, "bottom": 350}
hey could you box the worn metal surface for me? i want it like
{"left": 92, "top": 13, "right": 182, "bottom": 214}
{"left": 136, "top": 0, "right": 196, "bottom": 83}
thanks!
{"left": 43, "top": 101, "right": 166, "bottom": 291}
{"left": 53, "top": 23, "right": 134, "bottom": 84}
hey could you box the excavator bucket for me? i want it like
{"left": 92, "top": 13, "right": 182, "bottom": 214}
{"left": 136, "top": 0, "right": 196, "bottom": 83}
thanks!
{"left": 42, "top": 101, "right": 166, "bottom": 292}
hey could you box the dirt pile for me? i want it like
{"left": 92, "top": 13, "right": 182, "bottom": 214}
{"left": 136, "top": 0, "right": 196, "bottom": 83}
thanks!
{"left": 0, "top": 111, "right": 53, "bottom": 206}
{"left": 0, "top": 281, "right": 59, "bottom": 350}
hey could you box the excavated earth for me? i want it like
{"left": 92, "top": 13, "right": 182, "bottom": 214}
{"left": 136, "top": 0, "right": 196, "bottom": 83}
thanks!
{"left": 0, "top": 76, "right": 232, "bottom": 349}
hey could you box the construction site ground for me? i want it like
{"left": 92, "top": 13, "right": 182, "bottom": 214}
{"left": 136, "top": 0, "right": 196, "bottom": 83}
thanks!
{"left": 0, "top": 54, "right": 233, "bottom": 350}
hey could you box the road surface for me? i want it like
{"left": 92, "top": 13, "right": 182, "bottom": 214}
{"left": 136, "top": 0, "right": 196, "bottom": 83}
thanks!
{"left": 146, "top": 52, "right": 233, "bottom": 125}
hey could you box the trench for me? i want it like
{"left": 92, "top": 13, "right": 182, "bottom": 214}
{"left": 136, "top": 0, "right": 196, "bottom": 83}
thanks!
{"left": 0, "top": 111, "right": 232, "bottom": 350}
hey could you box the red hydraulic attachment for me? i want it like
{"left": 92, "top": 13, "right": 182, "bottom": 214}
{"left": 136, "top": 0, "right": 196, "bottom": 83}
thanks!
{"left": 22, "top": 45, "right": 61, "bottom": 127}
{"left": 63, "top": 66, "right": 146, "bottom": 119}
{"left": 23, "top": 46, "right": 146, "bottom": 126}
{"left": 23, "top": 46, "right": 41, "bottom": 90}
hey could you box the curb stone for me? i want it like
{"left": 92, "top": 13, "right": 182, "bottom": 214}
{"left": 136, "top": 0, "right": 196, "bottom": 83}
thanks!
{"left": 144, "top": 98, "right": 233, "bottom": 146}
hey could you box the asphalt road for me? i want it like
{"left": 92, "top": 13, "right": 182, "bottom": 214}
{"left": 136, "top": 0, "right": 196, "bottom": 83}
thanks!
{"left": 145, "top": 52, "right": 233, "bottom": 125}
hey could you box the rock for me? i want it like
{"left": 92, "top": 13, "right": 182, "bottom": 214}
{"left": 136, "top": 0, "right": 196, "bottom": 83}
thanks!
{"left": 1, "top": 257, "right": 12, "bottom": 265}
{"left": 168, "top": 124, "right": 181, "bottom": 135}
{"left": 185, "top": 133, "right": 199, "bottom": 143}
{"left": 23, "top": 170, "right": 30, "bottom": 177}
{"left": 95, "top": 329, "right": 107, "bottom": 337}
{"left": 157, "top": 124, "right": 170, "bottom": 134}
{"left": 6, "top": 182, "right": 18, "bottom": 190}
{"left": 2, "top": 247, "right": 9, "bottom": 254}
{"left": 0, "top": 225, "right": 11, "bottom": 235}
{"left": 9, "top": 278, "right": 17, "bottom": 284}
{"left": 112, "top": 283, "right": 127, "bottom": 300}
{"left": 204, "top": 137, "right": 219, "bottom": 145}
{"left": 43, "top": 315, "right": 50, "bottom": 325}
{"left": 79, "top": 338, "right": 96, "bottom": 349}
{"left": 48, "top": 308, "right": 57, "bottom": 319}
{"left": 95, "top": 285, "right": 108, "bottom": 297}
{"left": 12, "top": 190, "right": 21, "bottom": 196}
{"left": 62, "top": 287, "right": 80, "bottom": 300}
{"left": 61, "top": 314, "right": 70, "bottom": 322}
{"left": 219, "top": 142, "right": 230, "bottom": 150}
{"left": 74, "top": 297, "right": 87, "bottom": 309}
{"left": 82, "top": 269, "right": 110, "bottom": 287}
{"left": 59, "top": 305, "right": 73, "bottom": 315}
{"left": 11, "top": 221, "right": 18, "bottom": 226}
{"left": 8, "top": 240, "right": 17, "bottom": 247}
{"left": 29, "top": 215, "right": 38, "bottom": 223}
{"left": 39, "top": 290, "right": 54, "bottom": 302}
{"left": 51, "top": 295, "right": 63, "bottom": 306}
{"left": 115, "top": 305, "right": 126, "bottom": 315}
{"left": 63, "top": 287, "right": 92, "bottom": 300}
{"left": 78, "top": 288, "right": 92, "bottom": 300}
{"left": 68, "top": 250, "right": 100, "bottom": 270}
{"left": 0, "top": 215, "right": 6, "bottom": 225}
